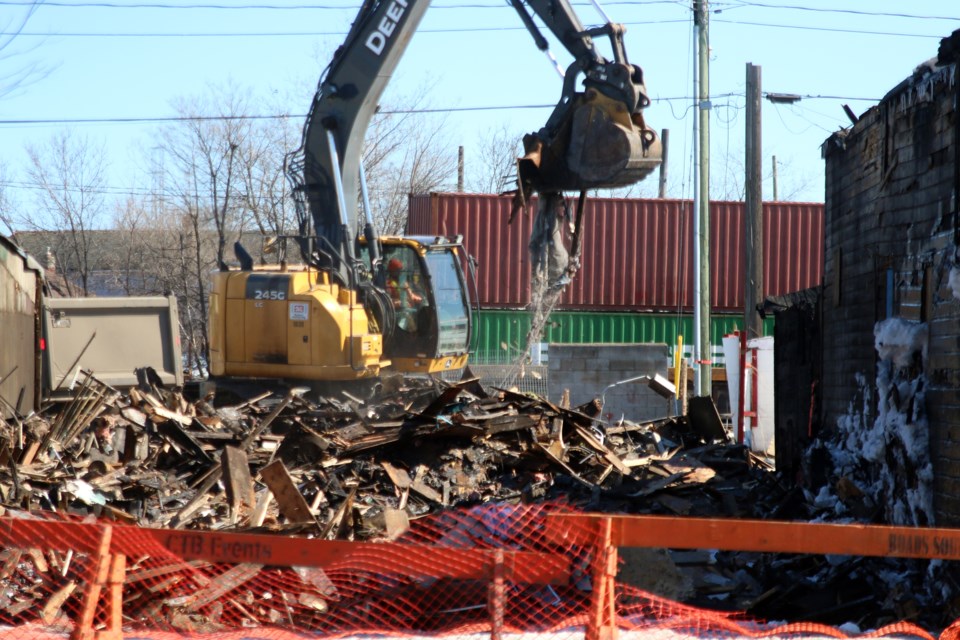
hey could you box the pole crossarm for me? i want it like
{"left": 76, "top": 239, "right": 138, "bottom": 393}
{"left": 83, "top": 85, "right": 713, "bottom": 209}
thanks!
{"left": 545, "top": 514, "right": 960, "bottom": 560}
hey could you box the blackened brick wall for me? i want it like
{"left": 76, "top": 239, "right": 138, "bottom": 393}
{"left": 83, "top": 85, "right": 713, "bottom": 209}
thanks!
{"left": 822, "top": 60, "right": 960, "bottom": 523}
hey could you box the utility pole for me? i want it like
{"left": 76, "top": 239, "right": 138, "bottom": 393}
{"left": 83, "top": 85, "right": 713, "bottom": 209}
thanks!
{"left": 658, "top": 128, "right": 669, "bottom": 198}
{"left": 693, "top": 0, "right": 711, "bottom": 397}
{"left": 744, "top": 63, "right": 763, "bottom": 340}
{"left": 457, "top": 146, "right": 465, "bottom": 192}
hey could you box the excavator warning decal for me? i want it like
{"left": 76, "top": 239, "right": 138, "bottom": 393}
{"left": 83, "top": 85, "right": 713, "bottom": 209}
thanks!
{"left": 289, "top": 302, "right": 309, "bottom": 321}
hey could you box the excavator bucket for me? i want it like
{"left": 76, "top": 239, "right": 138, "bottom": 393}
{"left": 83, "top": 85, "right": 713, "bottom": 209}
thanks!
{"left": 516, "top": 88, "right": 662, "bottom": 201}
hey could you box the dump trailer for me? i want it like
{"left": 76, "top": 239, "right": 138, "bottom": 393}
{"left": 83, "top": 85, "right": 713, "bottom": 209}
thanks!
{"left": 0, "top": 235, "right": 44, "bottom": 419}
{"left": 43, "top": 294, "right": 183, "bottom": 399}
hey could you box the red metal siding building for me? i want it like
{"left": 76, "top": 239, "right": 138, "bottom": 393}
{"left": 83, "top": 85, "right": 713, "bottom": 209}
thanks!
{"left": 407, "top": 193, "right": 824, "bottom": 312}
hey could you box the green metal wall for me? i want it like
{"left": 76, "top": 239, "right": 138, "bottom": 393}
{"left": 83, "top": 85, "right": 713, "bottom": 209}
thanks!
{"left": 471, "top": 309, "right": 773, "bottom": 363}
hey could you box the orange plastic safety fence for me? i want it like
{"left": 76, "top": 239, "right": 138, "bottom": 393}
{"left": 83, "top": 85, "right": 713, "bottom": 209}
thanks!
{"left": 0, "top": 503, "right": 945, "bottom": 640}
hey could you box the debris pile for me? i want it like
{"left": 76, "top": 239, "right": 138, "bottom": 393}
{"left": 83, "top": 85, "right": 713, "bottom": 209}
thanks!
{"left": 0, "top": 367, "right": 951, "bottom": 631}
{"left": 1, "top": 368, "right": 751, "bottom": 535}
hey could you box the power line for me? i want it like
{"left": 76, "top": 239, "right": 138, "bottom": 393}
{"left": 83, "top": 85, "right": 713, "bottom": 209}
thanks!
{"left": 712, "top": 18, "right": 943, "bottom": 39}
{"left": 0, "top": 93, "right": 881, "bottom": 127}
{"left": 0, "top": 104, "right": 552, "bottom": 126}
{"left": 0, "top": 0, "right": 683, "bottom": 9}
{"left": 0, "top": 179, "right": 163, "bottom": 197}
{"left": 4, "top": 0, "right": 956, "bottom": 19}
{"left": 1, "top": 18, "right": 946, "bottom": 39}
{"left": 0, "top": 1, "right": 358, "bottom": 8}
{"left": 1, "top": 18, "right": 697, "bottom": 38}
{"left": 725, "top": 1, "right": 958, "bottom": 22}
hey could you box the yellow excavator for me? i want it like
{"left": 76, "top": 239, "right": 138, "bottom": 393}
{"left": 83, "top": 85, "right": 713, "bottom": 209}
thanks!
{"left": 207, "top": 0, "right": 661, "bottom": 385}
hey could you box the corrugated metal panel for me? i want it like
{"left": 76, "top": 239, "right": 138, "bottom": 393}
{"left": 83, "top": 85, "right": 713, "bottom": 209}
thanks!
{"left": 470, "top": 309, "right": 773, "bottom": 363}
{"left": 409, "top": 193, "right": 823, "bottom": 312}
{"left": 0, "top": 236, "right": 41, "bottom": 418}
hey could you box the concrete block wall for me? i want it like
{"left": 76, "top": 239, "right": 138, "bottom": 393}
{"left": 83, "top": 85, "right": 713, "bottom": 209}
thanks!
{"left": 547, "top": 343, "right": 673, "bottom": 423}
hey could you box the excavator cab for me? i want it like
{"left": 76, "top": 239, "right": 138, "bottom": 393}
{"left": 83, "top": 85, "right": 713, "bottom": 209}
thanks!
{"left": 363, "top": 236, "right": 471, "bottom": 375}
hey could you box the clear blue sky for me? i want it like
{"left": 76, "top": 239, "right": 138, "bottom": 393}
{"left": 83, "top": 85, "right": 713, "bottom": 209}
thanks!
{"left": 1, "top": 0, "right": 958, "bottom": 211}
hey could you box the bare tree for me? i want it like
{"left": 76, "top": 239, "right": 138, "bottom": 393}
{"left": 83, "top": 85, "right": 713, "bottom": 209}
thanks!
{"left": 363, "top": 89, "right": 456, "bottom": 234}
{"left": 0, "top": 161, "right": 14, "bottom": 236}
{"left": 107, "top": 197, "right": 164, "bottom": 296}
{"left": 153, "top": 82, "right": 257, "bottom": 370}
{"left": 0, "top": 2, "right": 55, "bottom": 99}
{"left": 238, "top": 108, "right": 299, "bottom": 244}
{"left": 163, "top": 85, "right": 252, "bottom": 269}
{"left": 767, "top": 155, "right": 816, "bottom": 202}
{"left": 467, "top": 123, "right": 524, "bottom": 195}
{"left": 20, "top": 130, "right": 108, "bottom": 296}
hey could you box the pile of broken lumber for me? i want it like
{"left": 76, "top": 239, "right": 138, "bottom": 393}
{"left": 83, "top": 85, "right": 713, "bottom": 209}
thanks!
{"left": 0, "top": 369, "right": 739, "bottom": 537}
{"left": 0, "top": 368, "right": 947, "bottom": 631}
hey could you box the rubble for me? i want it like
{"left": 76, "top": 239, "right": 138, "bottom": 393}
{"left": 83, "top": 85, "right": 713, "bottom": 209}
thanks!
{"left": 0, "top": 366, "right": 951, "bottom": 631}
{"left": 0, "top": 368, "right": 721, "bottom": 532}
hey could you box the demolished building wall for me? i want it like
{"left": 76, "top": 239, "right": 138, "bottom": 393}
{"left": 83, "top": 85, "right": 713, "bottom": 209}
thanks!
{"left": 820, "top": 30, "right": 960, "bottom": 523}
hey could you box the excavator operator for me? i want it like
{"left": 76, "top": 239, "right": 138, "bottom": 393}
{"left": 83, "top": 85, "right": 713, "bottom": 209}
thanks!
{"left": 386, "top": 259, "right": 422, "bottom": 309}
{"left": 386, "top": 259, "right": 426, "bottom": 335}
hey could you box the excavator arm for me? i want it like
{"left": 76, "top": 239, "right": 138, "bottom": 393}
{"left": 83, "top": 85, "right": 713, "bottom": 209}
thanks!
{"left": 286, "top": 0, "right": 661, "bottom": 282}
{"left": 286, "top": 0, "right": 432, "bottom": 281}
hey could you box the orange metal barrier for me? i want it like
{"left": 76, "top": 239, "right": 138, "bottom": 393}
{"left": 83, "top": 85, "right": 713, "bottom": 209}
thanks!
{"left": 0, "top": 505, "right": 950, "bottom": 640}
{"left": 545, "top": 513, "right": 960, "bottom": 560}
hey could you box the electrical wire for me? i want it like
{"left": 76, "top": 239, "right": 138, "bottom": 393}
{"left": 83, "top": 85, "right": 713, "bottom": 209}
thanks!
{"left": 0, "top": 0, "right": 694, "bottom": 9}
{"left": 724, "top": 1, "right": 958, "bottom": 22}
{"left": 712, "top": 18, "right": 943, "bottom": 39}
{"left": 1, "top": 92, "right": 869, "bottom": 127}
{"left": 0, "top": 19, "right": 693, "bottom": 38}
{"left": 0, "top": 104, "right": 548, "bottom": 126}
{"left": 1, "top": 19, "right": 947, "bottom": 39}
{"left": 768, "top": 102, "right": 831, "bottom": 136}
{"left": 0, "top": 179, "right": 166, "bottom": 197}
{"left": 3, "top": 0, "right": 955, "bottom": 18}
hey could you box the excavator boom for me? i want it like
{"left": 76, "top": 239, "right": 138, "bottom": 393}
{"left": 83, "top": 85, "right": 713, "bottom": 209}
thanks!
{"left": 286, "top": 0, "right": 662, "bottom": 277}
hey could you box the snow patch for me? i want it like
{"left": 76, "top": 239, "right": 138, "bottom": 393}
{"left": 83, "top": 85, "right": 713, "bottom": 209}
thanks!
{"left": 874, "top": 317, "right": 927, "bottom": 368}
{"left": 949, "top": 266, "right": 960, "bottom": 302}
{"left": 804, "top": 316, "right": 937, "bottom": 616}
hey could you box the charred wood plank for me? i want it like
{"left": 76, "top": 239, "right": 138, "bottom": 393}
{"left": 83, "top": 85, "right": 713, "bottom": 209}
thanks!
{"left": 574, "top": 425, "right": 632, "bottom": 475}
{"left": 240, "top": 389, "right": 303, "bottom": 452}
{"left": 157, "top": 420, "right": 213, "bottom": 463}
{"left": 259, "top": 460, "right": 315, "bottom": 525}
{"left": 482, "top": 413, "right": 538, "bottom": 435}
{"left": 222, "top": 446, "right": 255, "bottom": 519}
{"left": 165, "top": 563, "right": 263, "bottom": 611}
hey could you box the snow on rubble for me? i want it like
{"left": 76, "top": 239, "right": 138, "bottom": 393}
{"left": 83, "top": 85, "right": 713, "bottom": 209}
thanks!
{"left": 808, "top": 317, "right": 931, "bottom": 525}
{"left": 803, "top": 316, "right": 939, "bottom": 611}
